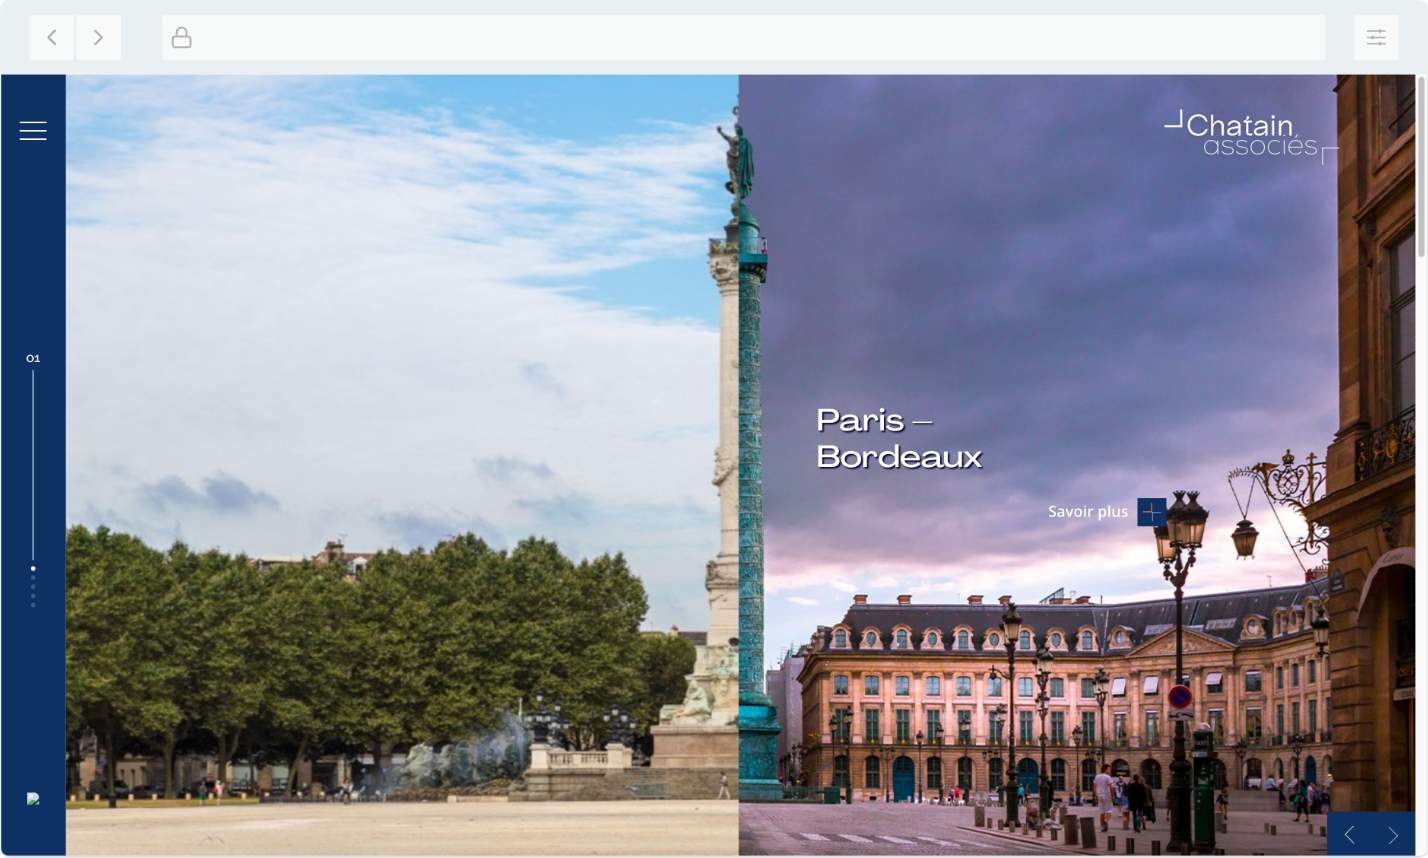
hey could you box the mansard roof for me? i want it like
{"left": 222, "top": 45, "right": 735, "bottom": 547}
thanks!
{"left": 815, "top": 582, "right": 1324, "bottom": 655}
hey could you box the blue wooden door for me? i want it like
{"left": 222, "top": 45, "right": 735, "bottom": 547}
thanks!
{"left": 893, "top": 756, "right": 915, "bottom": 802}
{"left": 1305, "top": 756, "right": 1317, "bottom": 785}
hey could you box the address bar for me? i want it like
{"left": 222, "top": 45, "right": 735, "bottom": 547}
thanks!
{"left": 159, "top": 15, "right": 1327, "bottom": 62}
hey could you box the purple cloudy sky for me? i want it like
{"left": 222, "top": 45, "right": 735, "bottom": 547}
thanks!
{"left": 740, "top": 76, "right": 1340, "bottom": 665}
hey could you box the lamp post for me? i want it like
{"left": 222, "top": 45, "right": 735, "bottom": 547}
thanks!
{"left": 828, "top": 711, "right": 847, "bottom": 794}
{"left": 1072, "top": 726, "right": 1084, "bottom": 802}
{"left": 1094, "top": 667, "right": 1109, "bottom": 766}
{"left": 881, "top": 744, "right": 894, "bottom": 803}
{"left": 1158, "top": 490, "right": 1209, "bottom": 853}
{"left": 916, "top": 730, "right": 925, "bottom": 804}
{"left": 1000, "top": 602, "right": 1023, "bottom": 824}
{"left": 1233, "top": 739, "right": 1248, "bottom": 790}
{"left": 1035, "top": 639, "right": 1054, "bottom": 814}
{"left": 1290, "top": 733, "right": 1305, "bottom": 783}
{"left": 991, "top": 705, "right": 1007, "bottom": 807}
{"left": 929, "top": 721, "right": 944, "bottom": 800}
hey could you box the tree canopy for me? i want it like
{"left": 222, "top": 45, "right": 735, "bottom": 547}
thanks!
{"left": 65, "top": 526, "right": 695, "bottom": 795}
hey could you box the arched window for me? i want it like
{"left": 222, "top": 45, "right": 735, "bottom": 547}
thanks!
{"left": 1276, "top": 759, "right": 1284, "bottom": 779}
{"left": 927, "top": 676, "right": 941, "bottom": 696}
{"left": 1141, "top": 759, "right": 1162, "bottom": 789}
{"left": 1020, "top": 630, "right": 1032, "bottom": 650}
{"left": 957, "top": 757, "right": 972, "bottom": 789}
{"left": 1082, "top": 757, "right": 1097, "bottom": 792}
{"left": 896, "top": 629, "right": 909, "bottom": 648}
{"left": 1050, "top": 758, "right": 1066, "bottom": 791}
{"left": 1247, "top": 758, "right": 1263, "bottom": 779}
{"left": 834, "top": 629, "right": 847, "bottom": 647}
{"left": 865, "top": 631, "right": 878, "bottom": 646}
{"left": 927, "top": 757, "right": 943, "bottom": 789}
{"left": 865, "top": 756, "right": 881, "bottom": 789}
{"left": 1111, "top": 759, "right": 1130, "bottom": 777}
{"left": 1081, "top": 630, "right": 1094, "bottom": 650}
{"left": 988, "top": 758, "right": 1004, "bottom": 791}
{"left": 926, "top": 631, "right": 939, "bottom": 647}
{"left": 833, "top": 755, "right": 850, "bottom": 787}
{"left": 865, "top": 675, "right": 880, "bottom": 695}
{"left": 957, "top": 630, "right": 970, "bottom": 649}
{"left": 1114, "top": 630, "right": 1126, "bottom": 645}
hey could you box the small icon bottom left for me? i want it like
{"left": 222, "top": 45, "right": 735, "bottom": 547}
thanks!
{"left": 27, "top": 792, "right": 38, "bottom": 805}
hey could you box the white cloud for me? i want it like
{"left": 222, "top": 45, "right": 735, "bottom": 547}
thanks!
{"left": 786, "top": 596, "right": 820, "bottom": 607}
{"left": 65, "top": 77, "right": 728, "bottom": 629}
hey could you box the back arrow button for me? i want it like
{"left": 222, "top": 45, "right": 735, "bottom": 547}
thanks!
{"left": 47, "top": 30, "right": 56, "bottom": 45}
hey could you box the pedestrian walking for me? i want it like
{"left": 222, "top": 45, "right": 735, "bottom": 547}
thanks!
{"left": 1094, "top": 764, "right": 1115, "bottom": 832}
{"left": 214, "top": 779, "right": 224, "bottom": 806}
{"left": 1217, "top": 788, "right": 1229, "bottom": 819}
{"left": 718, "top": 771, "right": 731, "bottom": 800}
{"left": 1126, "top": 774, "right": 1150, "bottom": 832}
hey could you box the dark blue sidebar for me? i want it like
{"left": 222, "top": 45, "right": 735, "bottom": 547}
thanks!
{"left": 2, "top": 74, "right": 66, "bottom": 856}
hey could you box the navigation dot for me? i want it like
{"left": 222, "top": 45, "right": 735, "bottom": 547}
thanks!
{"left": 31, "top": 565, "right": 36, "bottom": 571}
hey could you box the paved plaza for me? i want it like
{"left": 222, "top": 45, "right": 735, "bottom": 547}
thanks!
{"left": 739, "top": 802, "right": 1329, "bottom": 855}
{"left": 67, "top": 799, "right": 737, "bottom": 855}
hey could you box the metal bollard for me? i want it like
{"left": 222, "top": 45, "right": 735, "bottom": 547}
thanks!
{"left": 1053, "top": 828, "right": 1060, "bottom": 841}
{"left": 1180, "top": 844, "right": 1190, "bottom": 855}
{"left": 1109, "top": 835, "right": 1117, "bottom": 851}
{"left": 1320, "top": 826, "right": 1327, "bottom": 836}
{"left": 1127, "top": 838, "right": 1135, "bottom": 854}
{"left": 1271, "top": 825, "right": 1277, "bottom": 835}
{"left": 1151, "top": 841, "right": 1161, "bottom": 855}
{"left": 1066, "top": 815, "right": 1080, "bottom": 846}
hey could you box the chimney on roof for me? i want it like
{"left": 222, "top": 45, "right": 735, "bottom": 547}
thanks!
{"left": 1075, "top": 595, "right": 1092, "bottom": 605}
{"left": 998, "top": 595, "right": 1012, "bottom": 605}
{"left": 968, "top": 595, "right": 984, "bottom": 605}
{"left": 897, "top": 594, "right": 912, "bottom": 605}
{"left": 853, "top": 594, "right": 868, "bottom": 605}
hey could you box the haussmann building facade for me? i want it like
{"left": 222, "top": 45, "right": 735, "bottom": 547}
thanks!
{"left": 797, "top": 587, "right": 1333, "bottom": 804}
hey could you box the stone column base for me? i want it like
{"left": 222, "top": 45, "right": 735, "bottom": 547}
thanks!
{"left": 649, "top": 723, "right": 738, "bottom": 769}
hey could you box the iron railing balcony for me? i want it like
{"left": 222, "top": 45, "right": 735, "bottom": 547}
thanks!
{"left": 1356, "top": 411, "right": 1415, "bottom": 481}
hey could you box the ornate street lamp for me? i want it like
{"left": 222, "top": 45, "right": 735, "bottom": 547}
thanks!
{"left": 1231, "top": 518, "right": 1259, "bottom": 559}
{"left": 1094, "top": 667, "right": 1110, "bottom": 766}
{"left": 916, "top": 730, "right": 925, "bottom": 804}
{"left": 1072, "top": 726, "right": 1084, "bottom": 802}
{"left": 881, "top": 744, "right": 894, "bottom": 803}
{"left": 1000, "top": 602, "right": 1023, "bottom": 825}
{"left": 1233, "top": 739, "right": 1248, "bottom": 790}
{"left": 1159, "top": 490, "right": 1208, "bottom": 854}
{"left": 1035, "top": 639, "right": 1055, "bottom": 814}
{"left": 1290, "top": 733, "right": 1306, "bottom": 782}
{"left": 992, "top": 704, "right": 1007, "bottom": 807}
{"left": 1311, "top": 606, "right": 1330, "bottom": 658}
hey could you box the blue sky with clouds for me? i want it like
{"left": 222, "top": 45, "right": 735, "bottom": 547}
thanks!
{"left": 742, "top": 76, "right": 1341, "bottom": 666}
{"left": 66, "top": 75, "right": 736, "bottom": 630}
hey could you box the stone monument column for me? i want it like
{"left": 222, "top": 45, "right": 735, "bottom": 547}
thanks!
{"left": 733, "top": 113, "right": 784, "bottom": 800}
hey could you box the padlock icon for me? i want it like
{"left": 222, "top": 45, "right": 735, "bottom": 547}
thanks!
{"left": 171, "top": 26, "right": 192, "bottom": 49}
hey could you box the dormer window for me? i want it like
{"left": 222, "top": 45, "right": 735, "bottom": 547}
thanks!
{"left": 1050, "top": 632, "right": 1063, "bottom": 648}
{"left": 926, "top": 631, "right": 939, "bottom": 647}
{"left": 957, "top": 630, "right": 970, "bottom": 649}
{"left": 988, "top": 632, "right": 1001, "bottom": 648}
{"left": 1081, "top": 630, "right": 1094, "bottom": 650}
{"left": 865, "top": 631, "right": 878, "bottom": 646}
{"left": 896, "top": 629, "right": 909, "bottom": 648}
{"left": 834, "top": 629, "right": 847, "bottom": 647}
{"left": 1019, "top": 630, "right": 1032, "bottom": 650}
{"left": 1246, "top": 619, "right": 1261, "bottom": 635}
{"left": 1114, "top": 630, "right": 1126, "bottom": 646}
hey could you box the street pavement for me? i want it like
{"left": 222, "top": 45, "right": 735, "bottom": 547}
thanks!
{"left": 739, "top": 802, "right": 1330, "bottom": 855}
